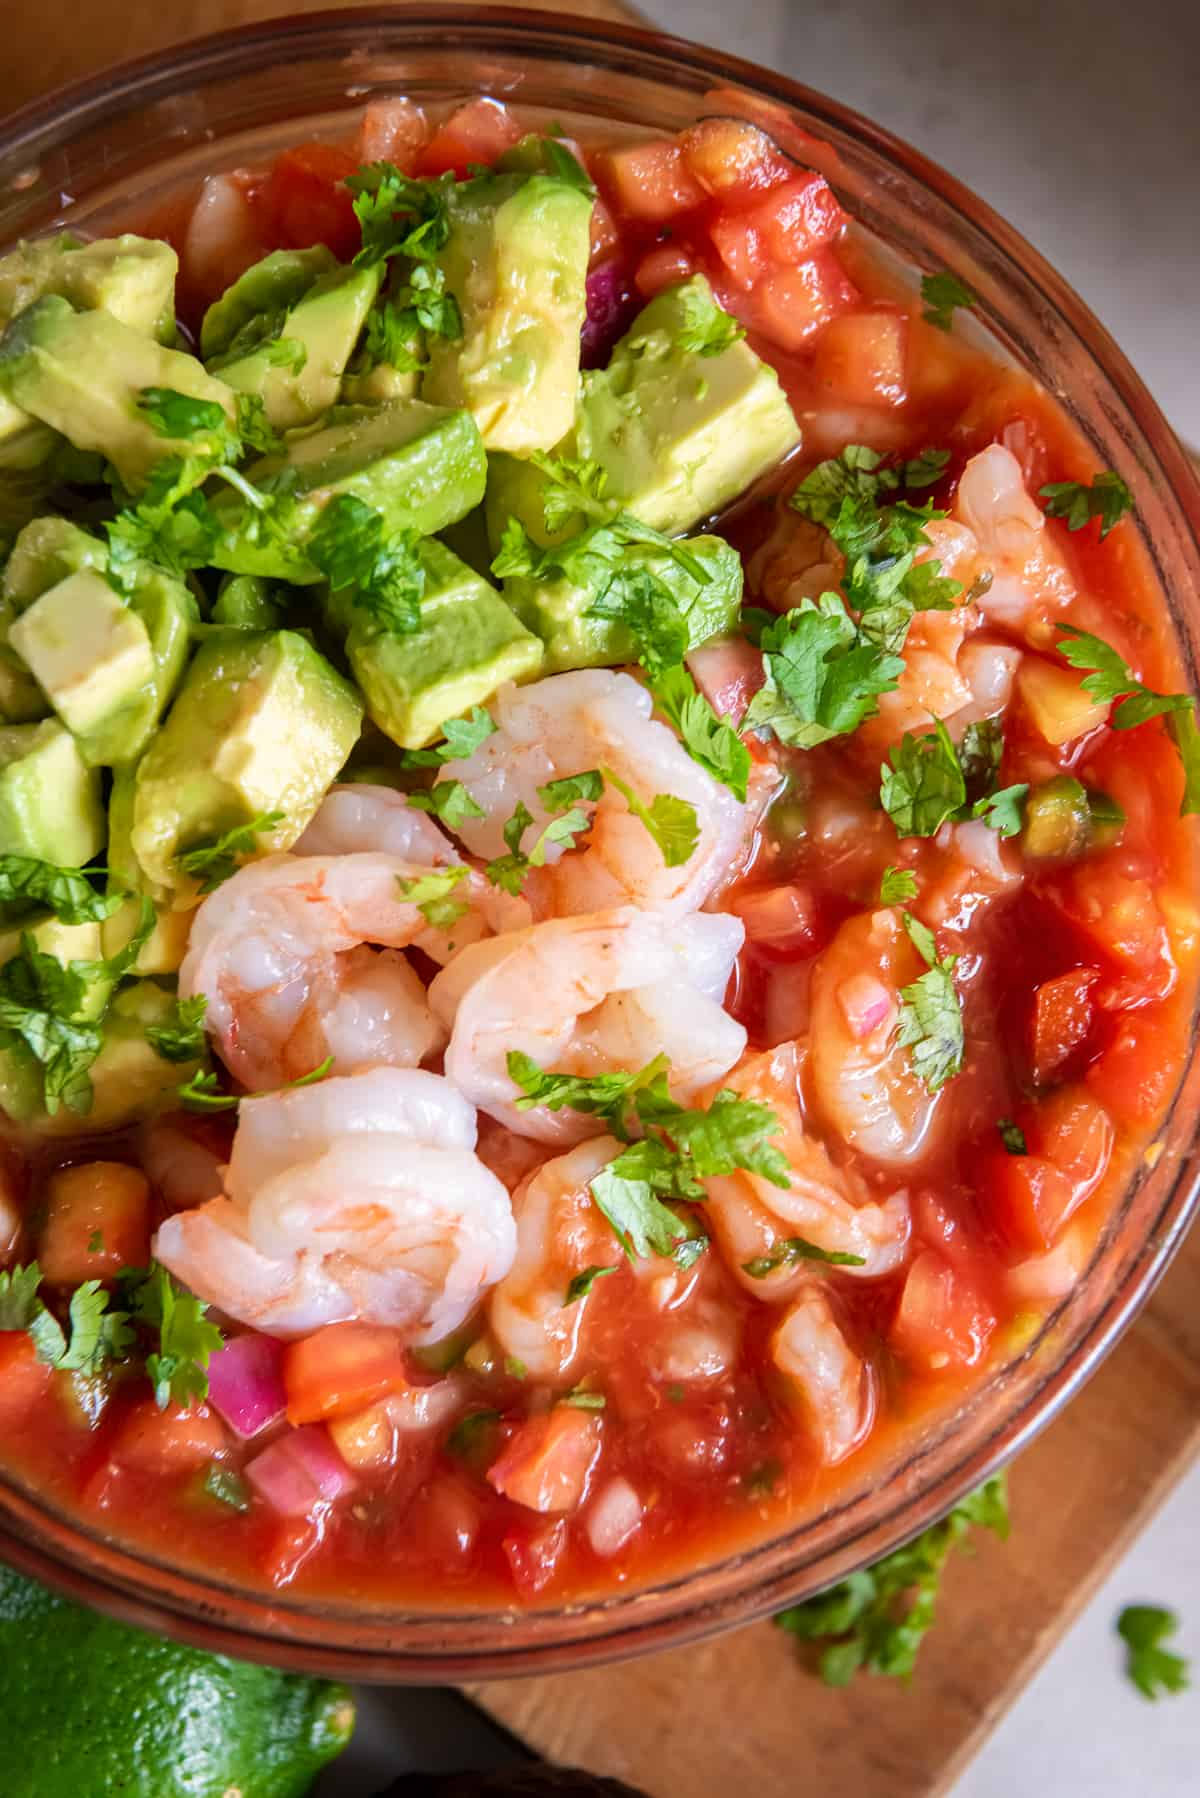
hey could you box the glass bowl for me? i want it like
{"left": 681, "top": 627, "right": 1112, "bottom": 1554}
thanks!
{"left": 1, "top": 5, "right": 1198, "bottom": 1683}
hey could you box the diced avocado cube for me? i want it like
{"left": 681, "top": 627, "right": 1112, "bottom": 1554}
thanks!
{"left": 9, "top": 570, "right": 157, "bottom": 757}
{"left": 210, "top": 399, "right": 486, "bottom": 581}
{"left": 100, "top": 897, "right": 192, "bottom": 974}
{"left": 2, "top": 515, "right": 109, "bottom": 609}
{"left": 0, "top": 910, "right": 103, "bottom": 971}
{"left": 504, "top": 532, "right": 744, "bottom": 673}
{"left": 213, "top": 262, "right": 383, "bottom": 431}
{"left": 1, "top": 979, "right": 202, "bottom": 1134}
{"left": 211, "top": 573, "right": 288, "bottom": 631}
{"left": 422, "top": 172, "right": 592, "bottom": 453}
{"left": 130, "top": 629, "right": 362, "bottom": 899}
{"left": 338, "top": 539, "right": 544, "bottom": 749}
{"left": 0, "top": 419, "right": 60, "bottom": 558}
{"left": 341, "top": 360, "right": 419, "bottom": 407}
{"left": 0, "top": 232, "right": 178, "bottom": 342}
{"left": 199, "top": 246, "right": 337, "bottom": 358}
{"left": 0, "top": 719, "right": 104, "bottom": 864}
{"left": 487, "top": 275, "right": 800, "bottom": 548}
{"left": 0, "top": 297, "right": 236, "bottom": 494}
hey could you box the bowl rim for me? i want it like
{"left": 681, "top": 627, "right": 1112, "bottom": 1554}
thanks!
{"left": 1, "top": 3, "right": 1199, "bottom": 1682}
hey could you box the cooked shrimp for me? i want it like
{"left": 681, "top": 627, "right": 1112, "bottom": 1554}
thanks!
{"left": 489, "top": 1136, "right": 736, "bottom": 1387}
{"left": 748, "top": 508, "right": 844, "bottom": 615}
{"left": 808, "top": 909, "right": 947, "bottom": 1167}
{"left": 704, "top": 1044, "right": 910, "bottom": 1292}
{"left": 771, "top": 1287, "right": 873, "bottom": 1465}
{"left": 153, "top": 1068, "right": 516, "bottom": 1341}
{"left": 953, "top": 444, "right": 1076, "bottom": 636}
{"left": 428, "top": 906, "right": 747, "bottom": 1143}
{"left": 435, "top": 670, "right": 752, "bottom": 918}
{"left": 179, "top": 848, "right": 509, "bottom": 1089}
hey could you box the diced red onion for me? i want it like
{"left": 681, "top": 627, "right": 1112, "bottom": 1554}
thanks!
{"left": 581, "top": 261, "right": 637, "bottom": 369}
{"left": 837, "top": 972, "right": 894, "bottom": 1039}
{"left": 246, "top": 1426, "right": 355, "bottom": 1518}
{"left": 207, "top": 1333, "right": 287, "bottom": 1439}
{"left": 586, "top": 1477, "right": 644, "bottom": 1558}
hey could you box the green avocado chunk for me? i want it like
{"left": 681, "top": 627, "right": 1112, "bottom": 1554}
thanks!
{"left": 0, "top": 515, "right": 109, "bottom": 722}
{"left": 486, "top": 274, "right": 800, "bottom": 547}
{"left": 211, "top": 572, "right": 289, "bottom": 630}
{"left": 130, "top": 628, "right": 362, "bottom": 899}
{"left": 0, "top": 1564, "right": 354, "bottom": 1798}
{"left": 335, "top": 538, "right": 544, "bottom": 749}
{"left": 0, "top": 232, "right": 178, "bottom": 342}
{"left": 212, "top": 260, "right": 384, "bottom": 431}
{"left": 9, "top": 570, "right": 157, "bottom": 757}
{"left": 0, "top": 719, "right": 104, "bottom": 864}
{"left": 0, "top": 296, "right": 236, "bottom": 494}
{"left": 422, "top": 171, "right": 592, "bottom": 452}
{"left": 103, "top": 765, "right": 191, "bottom": 971}
{"left": 209, "top": 398, "right": 487, "bottom": 580}
{"left": 199, "top": 244, "right": 337, "bottom": 358}
{"left": 505, "top": 531, "right": 744, "bottom": 673}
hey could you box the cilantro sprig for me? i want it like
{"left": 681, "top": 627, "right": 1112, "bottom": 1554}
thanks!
{"left": 743, "top": 1237, "right": 867, "bottom": 1277}
{"left": 897, "top": 910, "right": 963, "bottom": 1091}
{"left": 1056, "top": 625, "right": 1200, "bottom": 814}
{"left": 0, "top": 855, "right": 123, "bottom": 925}
{"left": 396, "top": 866, "right": 471, "bottom": 929}
{"left": 776, "top": 1474, "right": 1009, "bottom": 1683}
{"left": 400, "top": 706, "right": 496, "bottom": 768}
{"left": 920, "top": 271, "right": 977, "bottom": 332}
{"left": 744, "top": 595, "right": 904, "bottom": 749}
{"left": 308, "top": 493, "right": 426, "bottom": 635}
{"left": 408, "top": 780, "right": 486, "bottom": 832}
{"left": 177, "top": 811, "right": 284, "bottom": 894}
{"left": 484, "top": 774, "right": 600, "bottom": 894}
{"left": 880, "top": 719, "right": 1027, "bottom": 839}
{"left": 120, "top": 1264, "right": 224, "bottom": 1411}
{"left": 145, "top": 994, "right": 209, "bottom": 1064}
{"left": 675, "top": 283, "right": 746, "bottom": 357}
{"left": 346, "top": 162, "right": 456, "bottom": 268}
{"left": 1040, "top": 472, "right": 1133, "bottom": 540}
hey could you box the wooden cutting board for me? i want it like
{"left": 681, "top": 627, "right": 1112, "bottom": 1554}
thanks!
{"left": 4, "top": 8, "right": 1199, "bottom": 1795}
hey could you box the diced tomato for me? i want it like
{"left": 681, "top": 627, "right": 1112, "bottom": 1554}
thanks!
{"left": 261, "top": 143, "right": 360, "bottom": 259}
{"left": 740, "top": 173, "right": 845, "bottom": 262}
{"left": 889, "top": 1250, "right": 996, "bottom": 1372}
{"left": 1027, "top": 967, "right": 1100, "bottom": 1086}
{"left": 1085, "top": 1007, "right": 1181, "bottom": 1128}
{"left": 355, "top": 97, "right": 429, "bottom": 170}
{"left": 283, "top": 1322, "right": 410, "bottom": 1425}
{"left": 502, "top": 1518, "right": 569, "bottom": 1596}
{"left": 488, "top": 1407, "right": 602, "bottom": 1514}
{"left": 979, "top": 1148, "right": 1077, "bottom": 1256}
{"left": 595, "top": 139, "right": 705, "bottom": 223}
{"left": 0, "top": 1332, "right": 52, "bottom": 1428}
{"left": 259, "top": 1516, "right": 326, "bottom": 1589}
{"left": 812, "top": 308, "right": 908, "bottom": 408}
{"left": 708, "top": 211, "right": 768, "bottom": 290}
{"left": 749, "top": 252, "right": 857, "bottom": 352}
{"left": 635, "top": 242, "right": 698, "bottom": 298}
{"left": 105, "top": 1400, "right": 228, "bottom": 1476}
{"left": 588, "top": 195, "right": 622, "bottom": 264}
{"left": 414, "top": 97, "right": 523, "bottom": 178}
{"left": 679, "top": 118, "right": 791, "bottom": 204}
{"left": 731, "top": 884, "right": 824, "bottom": 958}
{"left": 1047, "top": 861, "right": 1176, "bottom": 1009}
{"left": 38, "top": 1162, "right": 150, "bottom": 1288}
{"left": 1029, "top": 1086, "right": 1114, "bottom": 1197}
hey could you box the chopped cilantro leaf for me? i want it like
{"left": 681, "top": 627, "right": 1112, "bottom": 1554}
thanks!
{"left": 507, "top": 1050, "right": 667, "bottom": 1119}
{"left": 176, "top": 1068, "right": 238, "bottom": 1111}
{"left": 880, "top": 721, "right": 967, "bottom": 838}
{"left": 538, "top": 769, "right": 604, "bottom": 810}
{"left": 177, "top": 811, "right": 284, "bottom": 893}
{"left": 146, "top": 994, "right": 208, "bottom": 1063}
{"left": 0, "top": 855, "right": 123, "bottom": 925}
{"left": 586, "top": 566, "right": 690, "bottom": 677}
{"left": 396, "top": 866, "right": 471, "bottom": 929}
{"left": 540, "top": 138, "right": 596, "bottom": 195}
{"left": 742, "top": 1238, "right": 867, "bottom": 1277}
{"left": 1040, "top": 472, "right": 1133, "bottom": 539}
{"left": 126, "top": 1264, "right": 223, "bottom": 1411}
{"left": 528, "top": 451, "right": 610, "bottom": 533}
{"left": 307, "top": 493, "right": 425, "bottom": 635}
{"left": 920, "top": 271, "right": 977, "bottom": 332}
{"left": 997, "top": 1118, "right": 1027, "bottom": 1155}
{"left": 30, "top": 1279, "right": 134, "bottom": 1375}
{"left": 776, "top": 1473, "right": 1009, "bottom": 1683}
{"left": 879, "top": 865, "right": 918, "bottom": 905}
{"left": 562, "top": 1388, "right": 606, "bottom": 1410}
{"left": 346, "top": 161, "right": 455, "bottom": 267}
{"left": 675, "top": 283, "right": 746, "bottom": 357}
{"left": 400, "top": 706, "right": 496, "bottom": 767}
{"left": 958, "top": 717, "right": 1004, "bottom": 796}
{"left": 1056, "top": 625, "right": 1200, "bottom": 814}
{"left": 0, "top": 1263, "right": 44, "bottom": 1330}
{"left": 589, "top": 1147, "right": 698, "bottom": 1261}
{"left": 970, "top": 782, "right": 1028, "bottom": 838}
{"left": 897, "top": 909, "right": 963, "bottom": 1091}
{"left": 0, "top": 933, "right": 104, "bottom": 1116}
{"left": 136, "top": 386, "right": 233, "bottom": 447}
{"left": 601, "top": 766, "right": 699, "bottom": 868}
{"left": 745, "top": 596, "right": 903, "bottom": 749}
{"left": 903, "top": 448, "right": 952, "bottom": 489}
{"left": 651, "top": 663, "right": 751, "bottom": 802}
{"left": 564, "top": 1264, "right": 619, "bottom": 1305}
{"left": 203, "top": 1464, "right": 251, "bottom": 1512}
{"left": 1117, "top": 1605, "right": 1190, "bottom": 1700}
{"left": 503, "top": 1355, "right": 527, "bottom": 1380}
{"left": 363, "top": 297, "right": 424, "bottom": 373}
{"left": 408, "top": 780, "right": 486, "bottom": 831}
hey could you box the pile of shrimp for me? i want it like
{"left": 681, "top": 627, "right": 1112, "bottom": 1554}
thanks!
{"left": 153, "top": 452, "right": 1053, "bottom": 1473}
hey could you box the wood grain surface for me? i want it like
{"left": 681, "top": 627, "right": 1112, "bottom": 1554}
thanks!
{"left": 3, "top": 8, "right": 1198, "bottom": 1796}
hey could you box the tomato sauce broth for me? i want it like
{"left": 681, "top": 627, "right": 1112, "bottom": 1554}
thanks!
{"left": 1, "top": 94, "right": 1196, "bottom": 1611}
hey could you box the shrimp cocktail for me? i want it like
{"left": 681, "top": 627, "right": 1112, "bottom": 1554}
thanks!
{"left": 0, "top": 77, "right": 1196, "bottom": 1624}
